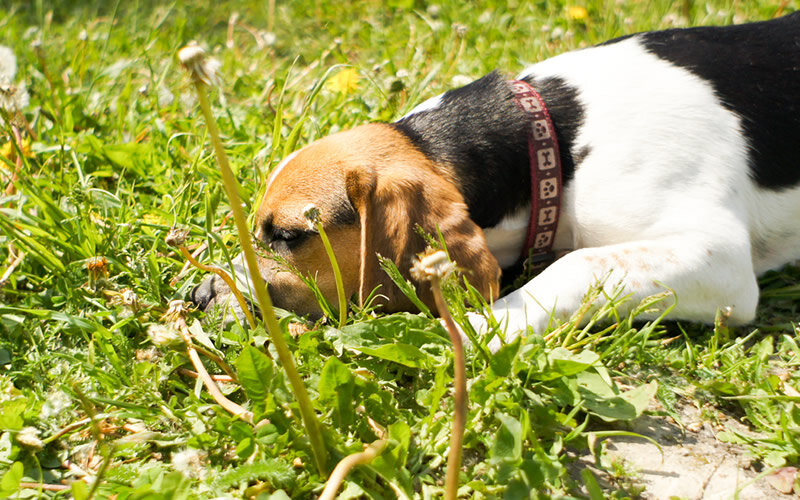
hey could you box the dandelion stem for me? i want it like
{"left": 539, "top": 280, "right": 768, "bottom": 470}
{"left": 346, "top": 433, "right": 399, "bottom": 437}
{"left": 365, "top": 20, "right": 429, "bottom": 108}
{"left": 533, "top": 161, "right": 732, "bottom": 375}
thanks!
{"left": 314, "top": 219, "right": 347, "bottom": 327}
{"left": 178, "top": 245, "right": 256, "bottom": 329}
{"left": 189, "top": 76, "right": 328, "bottom": 475}
{"left": 318, "top": 438, "right": 387, "bottom": 500}
{"left": 431, "top": 276, "right": 467, "bottom": 500}
{"left": 176, "top": 317, "right": 253, "bottom": 423}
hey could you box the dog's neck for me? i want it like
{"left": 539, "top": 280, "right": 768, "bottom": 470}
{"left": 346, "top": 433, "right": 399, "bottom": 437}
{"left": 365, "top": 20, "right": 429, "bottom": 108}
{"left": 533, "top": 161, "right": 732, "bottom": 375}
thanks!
{"left": 393, "top": 71, "right": 583, "bottom": 230}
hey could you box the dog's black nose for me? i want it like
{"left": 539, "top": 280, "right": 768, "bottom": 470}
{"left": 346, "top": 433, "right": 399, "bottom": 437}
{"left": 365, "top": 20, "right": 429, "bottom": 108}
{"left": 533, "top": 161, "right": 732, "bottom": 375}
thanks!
{"left": 190, "top": 275, "right": 218, "bottom": 310}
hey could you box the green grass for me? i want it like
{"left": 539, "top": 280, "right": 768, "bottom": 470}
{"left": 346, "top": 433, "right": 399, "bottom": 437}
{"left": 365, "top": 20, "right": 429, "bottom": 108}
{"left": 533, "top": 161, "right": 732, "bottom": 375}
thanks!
{"left": 1, "top": 0, "right": 799, "bottom": 497}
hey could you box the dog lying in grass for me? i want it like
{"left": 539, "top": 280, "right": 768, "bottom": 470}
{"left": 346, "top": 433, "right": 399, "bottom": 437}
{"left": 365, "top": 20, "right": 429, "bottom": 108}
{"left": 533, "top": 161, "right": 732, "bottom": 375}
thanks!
{"left": 192, "top": 12, "right": 800, "bottom": 348}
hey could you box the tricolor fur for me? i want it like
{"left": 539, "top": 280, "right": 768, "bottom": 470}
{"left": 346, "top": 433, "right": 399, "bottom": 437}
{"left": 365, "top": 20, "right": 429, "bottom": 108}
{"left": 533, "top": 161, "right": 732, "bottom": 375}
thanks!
{"left": 192, "top": 13, "right": 800, "bottom": 350}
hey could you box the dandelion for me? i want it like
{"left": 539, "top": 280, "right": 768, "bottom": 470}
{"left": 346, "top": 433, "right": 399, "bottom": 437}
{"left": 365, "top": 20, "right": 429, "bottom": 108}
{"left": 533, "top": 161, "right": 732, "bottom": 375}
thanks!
{"left": 0, "top": 45, "right": 29, "bottom": 123}
{"left": 86, "top": 256, "right": 109, "bottom": 289}
{"left": 160, "top": 299, "right": 193, "bottom": 324}
{"left": 0, "top": 136, "right": 32, "bottom": 163}
{"left": 0, "top": 46, "right": 17, "bottom": 83}
{"left": 410, "top": 249, "right": 464, "bottom": 500}
{"left": 147, "top": 324, "right": 183, "bottom": 347}
{"left": 179, "top": 41, "right": 327, "bottom": 473}
{"left": 567, "top": 6, "right": 588, "bottom": 21}
{"left": 177, "top": 42, "right": 221, "bottom": 87}
{"left": 157, "top": 85, "right": 174, "bottom": 107}
{"left": 327, "top": 67, "right": 359, "bottom": 94}
{"left": 109, "top": 288, "right": 141, "bottom": 313}
{"left": 302, "top": 203, "right": 321, "bottom": 229}
{"left": 135, "top": 347, "right": 160, "bottom": 362}
{"left": 41, "top": 391, "right": 71, "bottom": 419}
{"left": 171, "top": 448, "right": 208, "bottom": 479}
{"left": 165, "top": 227, "right": 189, "bottom": 247}
{"left": 410, "top": 249, "right": 456, "bottom": 282}
{"left": 16, "top": 426, "right": 44, "bottom": 450}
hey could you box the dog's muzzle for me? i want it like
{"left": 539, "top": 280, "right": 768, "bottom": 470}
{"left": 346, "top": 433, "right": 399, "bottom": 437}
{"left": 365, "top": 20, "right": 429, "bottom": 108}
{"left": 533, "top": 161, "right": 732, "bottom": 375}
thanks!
{"left": 188, "top": 255, "right": 258, "bottom": 323}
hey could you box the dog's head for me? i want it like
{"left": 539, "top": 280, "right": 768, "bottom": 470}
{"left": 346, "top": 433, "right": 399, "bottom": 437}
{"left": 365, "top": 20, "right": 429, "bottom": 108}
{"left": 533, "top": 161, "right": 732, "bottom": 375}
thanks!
{"left": 191, "top": 123, "right": 500, "bottom": 318}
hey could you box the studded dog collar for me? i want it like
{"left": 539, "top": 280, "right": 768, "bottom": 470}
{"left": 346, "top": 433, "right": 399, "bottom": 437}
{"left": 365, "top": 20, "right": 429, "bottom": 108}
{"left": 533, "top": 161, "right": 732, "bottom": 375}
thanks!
{"left": 509, "top": 79, "right": 563, "bottom": 272}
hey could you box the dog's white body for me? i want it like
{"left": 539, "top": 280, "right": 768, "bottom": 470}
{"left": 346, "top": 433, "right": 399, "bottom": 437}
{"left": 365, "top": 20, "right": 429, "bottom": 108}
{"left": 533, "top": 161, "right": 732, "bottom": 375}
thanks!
{"left": 455, "top": 35, "right": 799, "bottom": 344}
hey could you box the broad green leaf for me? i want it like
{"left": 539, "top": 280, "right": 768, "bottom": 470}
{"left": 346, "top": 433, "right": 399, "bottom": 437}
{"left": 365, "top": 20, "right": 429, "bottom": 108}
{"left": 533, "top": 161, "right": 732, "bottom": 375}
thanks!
{"left": 0, "top": 399, "right": 26, "bottom": 431}
{"left": 371, "top": 420, "right": 413, "bottom": 496}
{"left": 533, "top": 347, "right": 600, "bottom": 381}
{"left": 329, "top": 314, "right": 446, "bottom": 368}
{"left": 0, "top": 462, "right": 23, "bottom": 498}
{"left": 71, "top": 480, "right": 89, "bottom": 500}
{"left": 581, "top": 469, "right": 604, "bottom": 500}
{"left": 236, "top": 346, "right": 274, "bottom": 405}
{"left": 490, "top": 414, "right": 522, "bottom": 463}
{"left": 579, "top": 375, "right": 658, "bottom": 422}
{"left": 489, "top": 336, "right": 520, "bottom": 377}
{"left": 318, "top": 357, "right": 355, "bottom": 428}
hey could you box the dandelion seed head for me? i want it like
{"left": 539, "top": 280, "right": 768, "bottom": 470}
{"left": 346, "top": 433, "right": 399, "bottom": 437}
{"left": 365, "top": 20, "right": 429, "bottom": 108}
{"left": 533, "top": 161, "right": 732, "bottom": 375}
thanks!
{"left": 0, "top": 46, "right": 17, "bottom": 82}
{"left": 165, "top": 227, "right": 189, "bottom": 247}
{"left": 147, "top": 324, "right": 182, "bottom": 347}
{"left": 171, "top": 448, "right": 207, "bottom": 479}
{"left": 41, "top": 391, "right": 71, "bottom": 419}
{"left": 161, "top": 299, "right": 193, "bottom": 323}
{"left": 178, "top": 42, "right": 221, "bottom": 87}
{"left": 302, "top": 204, "right": 321, "bottom": 229}
{"left": 410, "top": 249, "right": 455, "bottom": 282}
{"left": 16, "top": 427, "right": 44, "bottom": 450}
{"left": 157, "top": 85, "right": 174, "bottom": 107}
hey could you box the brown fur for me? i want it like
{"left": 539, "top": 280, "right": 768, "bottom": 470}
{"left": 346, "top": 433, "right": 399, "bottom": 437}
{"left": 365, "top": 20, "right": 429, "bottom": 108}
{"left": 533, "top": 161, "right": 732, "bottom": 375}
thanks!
{"left": 254, "top": 123, "right": 500, "bottom": 316}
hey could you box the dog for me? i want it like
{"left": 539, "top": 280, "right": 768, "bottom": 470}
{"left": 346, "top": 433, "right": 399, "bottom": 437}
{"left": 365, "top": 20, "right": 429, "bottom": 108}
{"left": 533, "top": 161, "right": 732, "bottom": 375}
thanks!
{"left": 192, "top": 13, "right": 800, "bottom": 349}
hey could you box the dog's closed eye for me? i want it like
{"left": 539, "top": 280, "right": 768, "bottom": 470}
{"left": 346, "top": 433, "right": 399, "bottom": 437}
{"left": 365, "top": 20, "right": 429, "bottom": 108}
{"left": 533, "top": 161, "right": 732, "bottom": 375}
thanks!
{"left": 268, "top": 227, "right": 314, "bottom": 251}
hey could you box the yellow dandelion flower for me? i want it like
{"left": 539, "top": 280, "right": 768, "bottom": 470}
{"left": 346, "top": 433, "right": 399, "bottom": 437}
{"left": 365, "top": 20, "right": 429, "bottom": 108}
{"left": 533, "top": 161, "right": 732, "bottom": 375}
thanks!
{"left": 567, "top": 6, "right": 588, "bottom": 20}
{"left": 327, "top": 68, "right": 360, "bottom": 95}
{"left": 0, "top": 137, "right": 32, "bottom": 164}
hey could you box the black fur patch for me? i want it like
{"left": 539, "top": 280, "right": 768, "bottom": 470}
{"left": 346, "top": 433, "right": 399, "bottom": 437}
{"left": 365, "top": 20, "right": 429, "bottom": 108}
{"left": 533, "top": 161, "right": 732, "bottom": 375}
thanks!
{"left": 393, "top": 71, "right": 584, "bottom": 228}
{"left": 641, "top": 12, "right": 800, "bottom": 189}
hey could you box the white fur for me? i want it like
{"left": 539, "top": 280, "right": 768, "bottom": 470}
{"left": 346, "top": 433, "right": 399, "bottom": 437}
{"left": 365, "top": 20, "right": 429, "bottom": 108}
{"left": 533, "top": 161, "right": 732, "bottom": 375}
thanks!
{"left": 402, "top": 94, "right": 443, "bottom": 118}
{"left": 264, "top": 149, "right": 301, "bottom": 195}
{"left": 476, "top": 36, "right": 800, "bottom": 350}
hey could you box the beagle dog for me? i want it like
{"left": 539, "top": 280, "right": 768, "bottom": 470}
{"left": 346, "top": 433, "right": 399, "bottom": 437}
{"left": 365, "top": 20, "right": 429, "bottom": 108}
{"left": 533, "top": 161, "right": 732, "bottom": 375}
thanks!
{"left": 192, "top": 13, "right": 800, "bottom": 349}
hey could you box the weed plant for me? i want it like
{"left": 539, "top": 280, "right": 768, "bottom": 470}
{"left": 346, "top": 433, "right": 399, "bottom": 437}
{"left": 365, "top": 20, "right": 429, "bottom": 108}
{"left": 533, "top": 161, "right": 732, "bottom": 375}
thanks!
{"left": 0, "top": 0, "right": 799, "bottom": 497}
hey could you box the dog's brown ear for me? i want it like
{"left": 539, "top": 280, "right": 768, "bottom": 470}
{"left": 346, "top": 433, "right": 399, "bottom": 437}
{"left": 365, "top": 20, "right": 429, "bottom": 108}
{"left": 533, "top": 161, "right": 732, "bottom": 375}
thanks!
{"left": 346, "top": 165, "right": 501, "bottom": 314}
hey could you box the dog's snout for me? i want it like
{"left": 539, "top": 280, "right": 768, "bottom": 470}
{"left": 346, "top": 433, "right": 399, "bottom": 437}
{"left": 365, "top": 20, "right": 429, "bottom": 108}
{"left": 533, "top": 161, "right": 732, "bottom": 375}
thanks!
{"left": 190, "top": 275, "right": 218, "bottom": 310}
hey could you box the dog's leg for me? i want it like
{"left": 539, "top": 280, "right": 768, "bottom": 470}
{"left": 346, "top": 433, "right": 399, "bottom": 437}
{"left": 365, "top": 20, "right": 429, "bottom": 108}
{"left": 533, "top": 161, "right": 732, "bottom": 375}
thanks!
{"left": 472, "top": 236, "right": 759, "bottom": 351}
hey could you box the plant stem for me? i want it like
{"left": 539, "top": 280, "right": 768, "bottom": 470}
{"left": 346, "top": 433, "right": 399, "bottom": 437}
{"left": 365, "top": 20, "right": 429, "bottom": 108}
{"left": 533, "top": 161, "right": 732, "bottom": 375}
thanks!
{"left": 431, "top": 276, "right": 466, "bottom": 500}
{"left": 178, "top": 244, "right": 256, "bottom": 329}
{"left": 192, "top": 80, "right": 328, "bottom": 475}
{"left": 314, "top": 220, "right": 347, "bottom": 327}
{"left": 176, "top": 317, "right": 253, "bottom": 423}
{"left": 318, "top": 438, "right": 387, "bottom": 500}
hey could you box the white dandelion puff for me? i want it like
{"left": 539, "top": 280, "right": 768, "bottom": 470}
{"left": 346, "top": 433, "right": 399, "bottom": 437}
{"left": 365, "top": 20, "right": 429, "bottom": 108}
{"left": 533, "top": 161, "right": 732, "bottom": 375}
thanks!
{"left": 178, "top": 42, "right": 221, "bottom": 87}
{"left": 0, "top": 46, "right": 17, "bottom": 82}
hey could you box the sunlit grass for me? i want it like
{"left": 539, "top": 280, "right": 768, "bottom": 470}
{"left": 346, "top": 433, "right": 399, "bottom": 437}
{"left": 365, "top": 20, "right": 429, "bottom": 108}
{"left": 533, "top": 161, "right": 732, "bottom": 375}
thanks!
{"left": 1, "top": 0, "right": 798, "bottom": 497}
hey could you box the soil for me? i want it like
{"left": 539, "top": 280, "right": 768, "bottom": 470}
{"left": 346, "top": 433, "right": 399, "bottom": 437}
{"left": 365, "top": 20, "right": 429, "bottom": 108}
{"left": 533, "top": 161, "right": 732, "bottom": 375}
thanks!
{"left": 572, "top": 401, "right": 797, "bottom": 499}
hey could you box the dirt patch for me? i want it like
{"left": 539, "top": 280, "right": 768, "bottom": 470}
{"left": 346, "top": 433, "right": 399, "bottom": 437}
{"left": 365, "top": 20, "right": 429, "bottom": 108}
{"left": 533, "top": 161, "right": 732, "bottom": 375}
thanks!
{"left": 573, "top": 401, "right": 796, "bottom": 499}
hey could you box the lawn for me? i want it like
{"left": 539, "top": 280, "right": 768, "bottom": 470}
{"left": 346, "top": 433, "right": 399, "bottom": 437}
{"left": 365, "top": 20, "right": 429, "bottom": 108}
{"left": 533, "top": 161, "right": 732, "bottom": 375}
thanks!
{"left": 1, "top": 0, "right": 799, "bottom": 498}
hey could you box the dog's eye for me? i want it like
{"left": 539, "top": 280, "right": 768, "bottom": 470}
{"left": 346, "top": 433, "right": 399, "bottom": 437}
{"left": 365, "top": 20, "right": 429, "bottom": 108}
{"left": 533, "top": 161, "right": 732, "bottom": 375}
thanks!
{"left": 274, "top": 229, "right": 299, "bottom": 242}
{"left": 269, "top": 228, "right": 310, "bottom": 250}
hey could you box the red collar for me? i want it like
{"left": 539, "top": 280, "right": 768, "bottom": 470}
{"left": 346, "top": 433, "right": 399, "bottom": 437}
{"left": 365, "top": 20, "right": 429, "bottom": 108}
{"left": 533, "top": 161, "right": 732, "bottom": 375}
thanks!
{"left": 509, "top": 79, "right": 563, "bottom": 272}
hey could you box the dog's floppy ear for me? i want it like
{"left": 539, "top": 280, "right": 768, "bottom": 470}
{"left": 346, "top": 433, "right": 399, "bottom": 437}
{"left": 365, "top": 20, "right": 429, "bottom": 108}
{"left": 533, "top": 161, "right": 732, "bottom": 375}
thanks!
{"left": 345, "top": 165, "right": 501, "bottom": 314}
